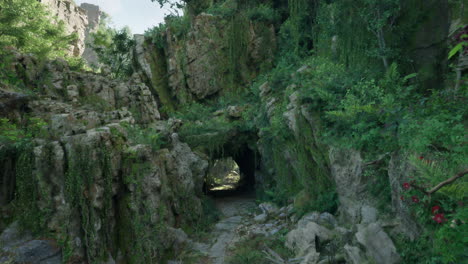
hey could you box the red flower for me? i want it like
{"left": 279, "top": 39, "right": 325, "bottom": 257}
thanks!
{"left": 433, "top": 213, "right": 446, "bottom": 224}
{"left": 402, "top": 182, "right": 411, "bottom": 190}
{"left": 411, "top": 196, "right": 420, "bottom": 203}
{"left": 400, "top": 195, "right": 405, "bottom": 201}
{"left": 431, "top": 205, "right": 441, "bottom": 214}
{"left": 419, "top": 156, "right": 424, "bottom": 160}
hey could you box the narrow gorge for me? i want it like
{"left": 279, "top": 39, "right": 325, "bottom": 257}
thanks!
{"left": 0, "top": 0, "right": 466, "bottom": 263}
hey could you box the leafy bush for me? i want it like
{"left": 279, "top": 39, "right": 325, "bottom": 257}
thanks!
{"left": 122, "top": 123, "right": 167, "bottom": 151}
{"left": 145, "top": 23, "right": 167, "bottom": 48}
{"left": 247, "top": 4, "right": 279, "bottom": 23}
{"left": 165, "top": 14, "right": 191, "bottom": 40}
{"left": 0, "top": 0, "right": 76, "bottom": 58}
{"left": 91, "top": 27, "right": 135, "bottom": 79}
{"left": 227, "top": 231, "right": 293, "bottom": 264}
{"left": 205, "top": 0, "right": 237, "bottom": 17}
{"left": 0, "top": 117, "right": 48, "bottom": 147}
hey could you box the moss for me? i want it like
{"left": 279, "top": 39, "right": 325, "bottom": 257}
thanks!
{"left": 14, "top": 145, "right": 45, "bottom": 233}
{"left": 64, "top": 144, "right": 115, "bottom": 263}
{"left": 145, "top": 39, "right": 177, "bottom": 111}
{"left": 117, "top": 153, "right": 168, "bottom": 264}
{"left": 258, "top": 96, "right": 337, "bottom": 212}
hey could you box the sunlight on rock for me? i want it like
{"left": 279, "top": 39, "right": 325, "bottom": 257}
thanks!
{"left": 206, "top": 157, "right": 242, "bottom": 191}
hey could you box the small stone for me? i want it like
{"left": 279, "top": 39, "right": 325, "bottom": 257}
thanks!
{"left": 259, "top": 202, "right": 278, "bottom": 215}
{"left": 254, "top": 213, "right": 268, "bottom": 223}
{"left": 279, "top": 212, "right": 288, "bottom": 219}
{"left": 227, "top": 105, "right": 243, "bottom": 118}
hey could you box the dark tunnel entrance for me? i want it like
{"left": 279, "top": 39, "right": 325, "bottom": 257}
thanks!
{"left": 204, "top": 143, "right": 258, "bottom": 198}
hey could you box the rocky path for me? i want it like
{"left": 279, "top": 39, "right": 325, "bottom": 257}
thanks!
{"left": 193, "top": 194, "right": 257, "bottom": 264}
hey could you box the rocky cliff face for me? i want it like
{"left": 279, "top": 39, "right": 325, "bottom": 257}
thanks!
{"left": 39, "top": 0, "right": 101, "bottom": 63}
{"left": 0, "top": 50, "right": 207, "bottom": 263}
{"left": 80, "top": 3, "right": 101, "bottom": 66}
{"left": 39, "top": 0, "right": 88, "bottom": 57}
{"left": 134, "top": 13, "right": 276, "bottom": 105}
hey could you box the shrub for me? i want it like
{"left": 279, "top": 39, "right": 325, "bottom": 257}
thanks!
{"left": 0, "top": 0, "right": 76, "bottom": 58}
{"left": 91, "top": 27, "right": 135, "bottom": 79}
{"left": 247, "top": 4, "right": 279, "bottom": 23}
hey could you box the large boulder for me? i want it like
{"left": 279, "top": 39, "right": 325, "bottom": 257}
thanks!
{"left": 329, "top": 148, "right": 379, "bottom": 224}
{"left": 355, "top": 223, "right": 401, "bottom": 264}
{"left": 388, "top": 152, "right": 421, "bottom": 239}
{"left": 286, "top": 221, "right": 333, "bottom": 257}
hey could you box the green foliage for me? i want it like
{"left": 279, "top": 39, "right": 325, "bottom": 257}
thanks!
{"left": 279, "top": 0, "right": 315, "bottom": 56}
{"left": 91, "top": 27, "right": 135, "bottom": 79}
{"left": 0, "top": 117, "right": 48, "bottom": 147}
{"left": 118, "top": 154, "right": 167, "bottom": 263}
{"left": 364, "top": 165, "right": 392, "bottom": 212}
{"left": 205, "top": 0, "right": 238, "bottom": 17}
{"left": 433, "top": 207, "right": 468, "bottom": 263}
{"left": 122, "top": 123, "right": 167, "bottom": 151}
{"left": 13, "top": 146, "right": 45, "bottom": 233}
{"left": 78, "top": 95, "right": 113, "bottom": 112}
{"left": 181, "top": 196, "right": 220, "bottom": 239}
{"left": 227, "top": 231, "right": 294, "bottom": 264}
{"left": 314, "top": 0, "right": 401, "bottom": 71}
{"left": 166, "top": 14, "right": 191, "bottom": 40}
{"left": 64, "top": 145, "right": 114, "bottom": 262}
{"left": 0, "top": 0, "right": 76, "bottom": 58}
{"left": 225, "top": 13, "right": 250, "bottom": 91}
{"left": 145, "top": 23, "right": 167, "bottom": 49}
{"left": 246, "top": 4, "right": 280, "bottom": 23}
{"left": 395, "top": 234, "right": 441, "bottom": 264}
{"left": 395, "top": 206, "right": 468, "bottom": 264}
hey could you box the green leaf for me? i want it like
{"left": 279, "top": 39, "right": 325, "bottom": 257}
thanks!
{"left": 448, "top": 42, "right": 466, "bottom": 59}
{"left": 403, "top": 73, "right": 418, "bottom": 82}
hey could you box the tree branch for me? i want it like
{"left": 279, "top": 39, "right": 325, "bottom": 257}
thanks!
{"left": 427, "top": 169, "right": 468, "bottom": 195}
{"left": 411, "top": 169, "right": 468, "bottom": 195}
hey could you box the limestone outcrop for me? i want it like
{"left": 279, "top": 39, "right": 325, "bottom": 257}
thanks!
{"left": 39, "top": 0, "right": 102, "bottom": 63}
{"left": 39, "top": 0, "right": 89, "bottom": 57}
{"left": 80, "top": 3, "right": 101, "bottom": 67}
{"left": 0, "top": 51, "right": 207, "bottom": 263}
{"left": 134, "top": 13, "right": 277, "bottom": 105}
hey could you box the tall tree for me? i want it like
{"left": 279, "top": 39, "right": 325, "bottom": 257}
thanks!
{"left": 0, "top": 0, "right": 75, "bottom": 58}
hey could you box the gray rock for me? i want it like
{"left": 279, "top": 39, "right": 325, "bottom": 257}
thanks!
{"left": 297, "top": 212, "right": 320, "bottom": 228}
{"left": 329, "top": 148, "right": 367, "bottom": 223}
{"left": 254, "top": 213, "right": 268, "bottom": 223}
{"left": 80, "top": 3, "right": 101, "bottom": 66}
{"left": 355, "top": 223, "right": 401, "bottom": 264}
{"left": 388, "top": 152, "right": 421, "bottom": 239}
{"left": 301, "top": 251, "right": 320, "bottom": 264}
{"left": 0, "top": 222, "right": 32, "bottom": 250}
{"left": 361, "top": 206, "right": 378, "bottom": 224}
{"left": 318, "top": 212, "right": 337, "bottom": 227}
{"left": 41, "top": 0, "right": 88, "bottom": 56}
{"left": 344, "top": 244, "right": 368, "bottom": 264}
{"left": 286, "top": 222, "right": 333, "bottom": 257}
{"left": 215, "top": 216, "right": 242, "bottom": 231}
{"left": 10, "top": 240, "right": 61, "bottom": 264}
{"left": 259, "top": 202, "right": 279, "bottom": 215}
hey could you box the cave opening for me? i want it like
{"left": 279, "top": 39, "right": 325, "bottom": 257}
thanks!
{"left": 204, "top": 143, "right": 258, "bottom": 198}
